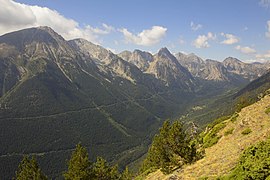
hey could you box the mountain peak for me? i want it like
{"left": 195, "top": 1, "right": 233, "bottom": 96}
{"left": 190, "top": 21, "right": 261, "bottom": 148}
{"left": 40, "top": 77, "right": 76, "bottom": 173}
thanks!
{"left": 0, "top": 26, "right": 67, "bottom": 51}
{"left": 223, "top": 57, "right": 243, "bottom": 64}
{"left": 158, "top": 47, "right": 171, "bottom": 55}
{"left": 37, "top": 26, "right": 55, "bottom": 32}
{"left": 133, "top": 49, "right": 143, "bottom": 53}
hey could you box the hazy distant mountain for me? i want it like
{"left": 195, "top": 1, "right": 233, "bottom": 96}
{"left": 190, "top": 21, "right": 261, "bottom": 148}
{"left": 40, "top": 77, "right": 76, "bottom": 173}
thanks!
{"left": 175, "top": 52, "right": 268, "bottom": 83}
{"left": 175, "top": 52, "right": 205, "bottom": 77}
{"left": 147, "top": 48, "right": 195, "bottom": 90}
{"left": 69, "top": 38, "right": 145, "bottom": 84}
{"left": 223, "top": 57, "right": 268, "bottom": 80}
{"left": 118, "top": 49, "right": 154, "bottom": 71}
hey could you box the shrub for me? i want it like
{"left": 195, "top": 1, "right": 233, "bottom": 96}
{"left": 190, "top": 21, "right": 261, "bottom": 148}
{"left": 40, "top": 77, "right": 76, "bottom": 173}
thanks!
{"left": 230, "top": 114, "right": 239, "bottom": 123}
{"left": 241, "top": 128, "right": 252, "bottom": 135}
{"left": 224, "top": 128, "right": 234, "bottom": 136}
{"left": 265, "top": 107, "right": 270, "bottom": 114}
{"left": 220, "top": 138, "right": 270, "bottom": 179}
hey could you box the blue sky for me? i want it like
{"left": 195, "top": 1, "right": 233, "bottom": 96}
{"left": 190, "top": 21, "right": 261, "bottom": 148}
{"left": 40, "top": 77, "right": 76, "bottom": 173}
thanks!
{"left": 1, "top": 0, "right": 270, "bottom": 62}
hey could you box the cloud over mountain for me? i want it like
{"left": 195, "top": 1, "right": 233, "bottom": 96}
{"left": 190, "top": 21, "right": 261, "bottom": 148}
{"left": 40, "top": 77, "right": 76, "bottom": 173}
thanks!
{"left": 193, "top": 32, "right": 216, "bottom": 48}
{"left": 266, "top": 20, "right": 270, "bottom": 38}
{"left": 190, "top": 21, "right": 202, "bottom": 31}
{"left": 260, "top": 0, "right": 270, "bottom": 8}
{"left": 235, "top": 45, "right": 256, "bottom": 54}
{"left": 119, "top": 26, "right": 167, "bottom": 46}
{"left": 0, "top": 0, "right": 113, "bottom": 44}
{"left": 221, "top": 33, "right": 239, "bottom": 45}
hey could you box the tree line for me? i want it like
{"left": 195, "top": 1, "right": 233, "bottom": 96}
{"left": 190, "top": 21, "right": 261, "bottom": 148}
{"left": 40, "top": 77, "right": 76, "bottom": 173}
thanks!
{"left": 13, "top": 120, "right": 204, "bottom": 179}
{"left": 14, "top": 143, "right": 132, "bottom": 180}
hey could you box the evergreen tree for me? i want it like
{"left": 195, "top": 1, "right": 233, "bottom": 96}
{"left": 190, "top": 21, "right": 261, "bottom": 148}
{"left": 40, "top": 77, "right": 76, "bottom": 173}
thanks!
{"left": 14, "top": 156, "right": 47, "bottom": 180}
{"left": 141, "top": 120, "right": 171, "bottom": 172}
{"left": 121, "top": 167, "right": 132, "bottom": 180}
{"left": 63, "top": 143, "right": 92, "bottom": 180}
{"left": 92, "top": 156, "right": 120, "bottom": 180}
{"left": 141, "top": 120, "right": 201, "bottom": 174}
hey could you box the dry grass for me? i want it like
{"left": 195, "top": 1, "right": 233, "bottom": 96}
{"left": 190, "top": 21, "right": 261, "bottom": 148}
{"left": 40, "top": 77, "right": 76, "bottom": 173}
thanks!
{"left": 145, "top": 94, "right": 270, "bottom": 180}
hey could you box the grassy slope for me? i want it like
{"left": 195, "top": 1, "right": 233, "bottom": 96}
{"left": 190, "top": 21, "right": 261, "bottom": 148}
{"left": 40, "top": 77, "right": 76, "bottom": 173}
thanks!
{"left": 145, "top": 93, "right": 270, "bottom": 180}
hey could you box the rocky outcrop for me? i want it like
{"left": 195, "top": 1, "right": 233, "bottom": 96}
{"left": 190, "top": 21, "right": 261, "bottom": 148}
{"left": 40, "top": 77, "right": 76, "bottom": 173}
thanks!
{"left": 147, "top": 48, "right": 195, "bottom": 90}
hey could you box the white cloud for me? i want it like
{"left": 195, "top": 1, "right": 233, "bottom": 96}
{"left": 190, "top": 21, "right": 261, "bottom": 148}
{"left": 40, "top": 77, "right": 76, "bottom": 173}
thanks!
{"left": 84, "top": 23, "right": 114, "bottom": 35}
{"left": 190, "top": 21, "right": 202, "bottom": 31}
{"left": 179, "top": 36, "right": 185, "bottom": 45}
{"left": 193, "top": 32, "right": 216, "bottom": 48}
{"left": 243, "top": 27, "right": 248, "bottom": 31}
{"left": 106, "top": 47, "right": 117, "bottom": 54}
{"left": 266, "top": 21, "right": 270, "bottom": 38}
{"left": 256, "top": 50, "right": 270, "bottom": 58}
{"left": 260, "top": 0, "right": 270, "bottom": 8}
{"left": 243, "top": 59, "right": 268, "bottom": 63}
{"left": 119, "top": 26, "right": 167, "bottom": 46}
{"left": 0, "top": 0, "right": 114, "bottom": 44}
{"left": 220, "top": 33, "right": 239, "bottom": 45}
{"left": 235, "top": 45, "right": 256, "bottom": 54}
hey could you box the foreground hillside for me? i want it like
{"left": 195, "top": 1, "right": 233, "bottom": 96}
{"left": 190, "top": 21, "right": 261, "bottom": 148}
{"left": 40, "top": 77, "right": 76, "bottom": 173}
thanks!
{"left": 145, "top": 92, "right": 270, "bottom": 179}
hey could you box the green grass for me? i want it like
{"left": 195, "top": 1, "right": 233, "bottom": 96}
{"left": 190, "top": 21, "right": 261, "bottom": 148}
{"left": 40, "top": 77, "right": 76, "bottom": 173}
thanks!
{"left": 241, "top": 128, "right": 252, "bottom": 135}
{"left": 265, "top": 107, "right": 270, "bottom": 114}
{"left": 203, "top": 122, "right": 227, "bottom": 148}
{"left": 224, "top": 128, "right": 234, "bottom": 136}
{"left": 230, "top": 113, "right": 239, "bottom": 123}
{"left": 198, "top": 176, "right": 209, "bottom": 180}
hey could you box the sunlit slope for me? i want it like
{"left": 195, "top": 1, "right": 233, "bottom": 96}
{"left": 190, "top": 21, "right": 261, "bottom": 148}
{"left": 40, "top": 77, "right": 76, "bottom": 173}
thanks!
{"left": 145, "top": 93, "right": 270, "bottom": 180}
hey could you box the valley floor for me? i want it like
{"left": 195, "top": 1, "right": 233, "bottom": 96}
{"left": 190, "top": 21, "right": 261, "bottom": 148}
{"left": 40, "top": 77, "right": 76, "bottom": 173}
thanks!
{"left": 145, "top": 94, "right": 270, "bottom": 180}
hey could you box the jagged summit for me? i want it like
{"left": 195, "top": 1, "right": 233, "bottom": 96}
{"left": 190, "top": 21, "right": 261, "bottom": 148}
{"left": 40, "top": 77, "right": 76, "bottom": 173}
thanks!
{"left": 223, "top": 57, "right": 242, "bottom": 63}
{"left": 147, "top": 47, "right": 195, "bottom": 89}
{"left": 118, "top": 49, "right": 153, "bottom": 71}
{"left": 0, "top": 26, "right": 65, "bottom": 48}
{"left": 157, "top": 47, "right": 173, "bottom": 58}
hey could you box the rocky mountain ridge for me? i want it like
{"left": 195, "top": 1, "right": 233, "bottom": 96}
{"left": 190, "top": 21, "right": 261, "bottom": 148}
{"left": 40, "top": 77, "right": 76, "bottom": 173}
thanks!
{"left": 174, "top": 52, "right": 269, "bottom": 82}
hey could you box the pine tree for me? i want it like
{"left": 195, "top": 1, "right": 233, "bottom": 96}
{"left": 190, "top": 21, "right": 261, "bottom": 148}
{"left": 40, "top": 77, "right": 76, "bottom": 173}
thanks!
{"left": 141, "top": 120, "right": 172, "bottom": 173}
{"left": 167, "top": 121, "right": 190, "bottom": 164}
{"left": 92, "top": 156, "right": 120, "bottom": 180}
{"left": 14, "top": 156, "right": 47, "bottom": 180}
{"left": 121, "top": 166, "right": 132, "bottom": 180}
{"left": 141, "top": 120, "right": 201, "bottom": 174}
{"left": 63, "top": 143, "right": 92, "bottom": 180}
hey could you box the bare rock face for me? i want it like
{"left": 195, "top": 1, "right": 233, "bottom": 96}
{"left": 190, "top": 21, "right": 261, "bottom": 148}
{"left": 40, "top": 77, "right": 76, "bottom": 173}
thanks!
{"left": 175, "top": 52, "right": 268, "bottom": 82}
{"left": 203, "top": 59, "right": 230, "bottom": 81}
{"left": 118, "top": 49, "right": 153, "bottom": 71}
{"left": 0, "top": 26, "right": 84, "bottom": 96}
{"left": 147, "top": 48, "right": 195, "bottom": 90}
{"left": 175, "top": 52, "right": 229, "bottom": 81}
{"left": 222, "top": 57, "right": 268, "bottom": 80}
{"left": 175, "top": 52, "right": 205, "bottom": 78}
{"left": 69, "top": 38, "right": 143, "bottom": 83}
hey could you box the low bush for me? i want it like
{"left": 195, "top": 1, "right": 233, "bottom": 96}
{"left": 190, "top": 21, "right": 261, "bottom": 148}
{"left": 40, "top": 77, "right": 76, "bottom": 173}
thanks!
{"left": 265, "top": 107, "right": 270, "bottom": 114}
{"left": 224, "top": 128, "right": 234, "bottom": 136}
{"left": 220, "top": 138, "right": 270, "bottom": 179}
{"left": 230, "top": 113, "right": 239, "bottom": 123}
{"left": 241, "top": 128, "right": 252, "bottom": 135}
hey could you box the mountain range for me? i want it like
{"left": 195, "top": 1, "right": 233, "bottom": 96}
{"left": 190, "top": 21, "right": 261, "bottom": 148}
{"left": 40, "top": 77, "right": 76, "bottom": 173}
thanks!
{"left": 0, "top": 26, "right": 269, "bottom": 178}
